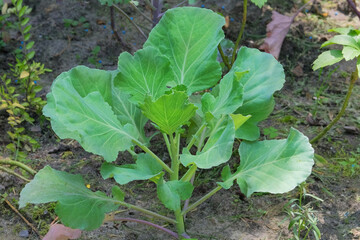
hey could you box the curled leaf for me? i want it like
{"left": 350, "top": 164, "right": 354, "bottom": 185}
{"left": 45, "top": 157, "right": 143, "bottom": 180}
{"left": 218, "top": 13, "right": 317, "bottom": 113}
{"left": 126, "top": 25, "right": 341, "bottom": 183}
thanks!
{"left": 259, "top": 11, "right": 294, "bottom": 59}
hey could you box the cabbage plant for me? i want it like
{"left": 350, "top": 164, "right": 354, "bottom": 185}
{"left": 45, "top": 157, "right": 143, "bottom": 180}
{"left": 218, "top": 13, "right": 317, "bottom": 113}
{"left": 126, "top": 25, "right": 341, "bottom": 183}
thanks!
{"left": 19, "top": 7, "right": 314, "bottom": 239}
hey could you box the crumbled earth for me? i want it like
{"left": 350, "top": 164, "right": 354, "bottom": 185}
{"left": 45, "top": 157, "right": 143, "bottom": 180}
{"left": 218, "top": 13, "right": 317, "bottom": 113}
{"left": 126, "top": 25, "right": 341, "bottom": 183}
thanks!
{"left": 0, "top": 0, "right": 359, "bottom": 239}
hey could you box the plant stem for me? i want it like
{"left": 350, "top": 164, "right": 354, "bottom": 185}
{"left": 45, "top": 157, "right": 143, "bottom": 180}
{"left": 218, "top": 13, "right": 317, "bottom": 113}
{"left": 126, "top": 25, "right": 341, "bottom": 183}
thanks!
{"left": 110, "top": 6, "right": 125, "bottom": 45}
{"left": 180, "top": 164, "right": 197, "bottom": 182}
{"left": 169, "top": 133, "right": 180, "bottom": 181}
{"left": 347, "top": 0, "right": 360, "bottom": 19}
{"left": 0, "top": 166, "right": 30, "bottom": 182}
{"left": 112, "top": 4, "right": 147, "bottom": 39}
{"left": 186, "top": 123, "right": 206, "bottom": 151}
{"left": 129, "top": 1, "right": 153, "bottom": 23}
{"left": 218, "top": 44, "right": 232, "bottom": 70}
{"left": 132, "top": 140, "right": 173, "bottom": 174}
{"left": 151, "top": 0, "right": 162, "bottom": 26}
{"left": 182, "top": 185, "right": 222, "bottom": 215}
{"left": 117, "top": 200, "right": 177, "bottom": 224}
{"left": 0, "top": 156, "right": 37, "bottom": 175}
{"left": 310, "top": 69, "right": 358, "bottom": 144}
{"left": 174, "top": 208, "right": 185, "bottom": 238}
{"left": 231, "top": 0, "right": 248, "bottom": 65}
{"left": 144, "top": 0, "right": 156, "bottom": 11}
{"left": 108, "top": 217, "right": 179, "bottom": 239}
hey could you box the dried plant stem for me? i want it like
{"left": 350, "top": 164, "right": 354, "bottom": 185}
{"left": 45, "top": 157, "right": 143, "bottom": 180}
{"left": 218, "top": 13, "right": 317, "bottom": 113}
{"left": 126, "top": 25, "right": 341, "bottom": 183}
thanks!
{"left": 0, "top": 157, "right": 36, "bottom": 175}
{"left": 112, "top": 4, "right": 147, "bottom": 39}
{"left": 109, "top": 217, "right": 180, "bottom": 239}
{"left": 310, "top": 69, "right": 358, "bottom": 144}
{"left": 4, "top": 199, "right": 42, "bottom": 238}
{"left": 110, "top": 6, "right": 125, "bottom": 45}
{"left": 231, "top": 0, "right": 247, "bottom": 65}
{"left": 129, "top": 1, "right": 153, "bottom": 23}
{"left": 0, "top": 166, "right": 30, "bottom": 182}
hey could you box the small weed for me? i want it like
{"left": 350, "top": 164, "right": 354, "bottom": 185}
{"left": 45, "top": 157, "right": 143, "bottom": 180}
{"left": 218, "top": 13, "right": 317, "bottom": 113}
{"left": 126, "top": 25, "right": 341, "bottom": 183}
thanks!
{"left": 263, "top": 126, "right": 279, "bottom": 139}
{"left": 87, "top": 45, "right": 102, "bottom": 68}
{"left": 284, "top": 182, "right": 322, "bottom": 240}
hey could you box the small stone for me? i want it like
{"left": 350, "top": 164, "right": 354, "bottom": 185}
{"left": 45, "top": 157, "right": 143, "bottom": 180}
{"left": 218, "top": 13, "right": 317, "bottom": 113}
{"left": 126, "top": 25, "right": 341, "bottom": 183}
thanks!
{"left": 19, "top": 230, "right": 29, "bottom": 238}
{"left": 84, "top": 29, "right": 88, "bottom": 32}
{"left": 103, "top": 25, "right": 106, "bottom": 29}
{"left": 98, "top": 60, "right": 102, "bottom": 64}
{"left": 221, "top": 6, "right": 225, "bottom": 10}
{"left": 122, "top": 30, "right": 126, "bottom": 34}
{"left": 201, "top": 4, "right": 205, "bottom": 8}
{"left": 130, "top": 17, "right": 134, "bottom": 20}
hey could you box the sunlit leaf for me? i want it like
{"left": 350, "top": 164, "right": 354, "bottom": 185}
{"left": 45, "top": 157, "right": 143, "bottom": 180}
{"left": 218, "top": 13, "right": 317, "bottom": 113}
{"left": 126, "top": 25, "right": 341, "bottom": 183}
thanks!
{"left": 219, "top": 128, "right": 314, "bottom": 197}
{"left": 144, "top": 7, "right": 225, "bottom": 94}
{"left": 232, "top": 47, "right": 285, "bottom": 141}
{"left": 19, "top": 166, "right": 119, "bottom": 230}
{"left": 140, "top": 91, "right": 197, "bottom": 135}
{"left": 157, "top": 178, "right": 193, "bottom": 211}
{"left": 180, "top": 115, "right": 235, "bottom": 169}
{"left": 101, "top": 153, "right": 163, "bottom": 184}
{"left": 115, "top": 47, "right": 173, "bottom": 103}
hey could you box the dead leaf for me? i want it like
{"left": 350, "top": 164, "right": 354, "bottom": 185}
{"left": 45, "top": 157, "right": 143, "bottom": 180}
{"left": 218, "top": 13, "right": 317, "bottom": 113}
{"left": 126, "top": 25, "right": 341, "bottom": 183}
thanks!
{"left": 43, "top": 224, "right": 82, "bottom": 240}
{"left": 20, "top": 71, "right": 30, "bottom": 79}
{"left": 96, "top": 19, "right": 106, "bottom": 25}
{"left": 259, "top": 0, "right": 314, "bottom": 59}
{"left": 291, "top": 64, "right": 304, "bottom": 77}
{"left": 259, "top": 11, "right": 293, "bottom": 59}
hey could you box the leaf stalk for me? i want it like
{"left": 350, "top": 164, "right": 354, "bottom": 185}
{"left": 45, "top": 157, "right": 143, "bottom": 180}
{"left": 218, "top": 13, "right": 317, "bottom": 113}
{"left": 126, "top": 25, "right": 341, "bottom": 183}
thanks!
{"left": 182, "top": 185, "right": 222, "bottom": 215}
{"left": 231, "top": 0, "right": 248, "bottom": 65}
{"left": 132, "top": 140, "right": 174, "bottom": 174}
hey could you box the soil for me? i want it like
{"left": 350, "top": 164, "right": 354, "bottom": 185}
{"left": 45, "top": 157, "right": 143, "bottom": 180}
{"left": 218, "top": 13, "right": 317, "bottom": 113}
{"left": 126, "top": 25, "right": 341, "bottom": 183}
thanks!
{"left": 1, "top": 0, "right": 360, "bottom": 239}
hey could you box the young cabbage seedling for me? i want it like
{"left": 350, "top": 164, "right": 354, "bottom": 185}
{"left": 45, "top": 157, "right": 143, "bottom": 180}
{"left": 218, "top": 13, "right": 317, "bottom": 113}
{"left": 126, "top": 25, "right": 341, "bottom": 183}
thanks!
{"left": 19, "top": 7, "right": 314, "bottom": 239}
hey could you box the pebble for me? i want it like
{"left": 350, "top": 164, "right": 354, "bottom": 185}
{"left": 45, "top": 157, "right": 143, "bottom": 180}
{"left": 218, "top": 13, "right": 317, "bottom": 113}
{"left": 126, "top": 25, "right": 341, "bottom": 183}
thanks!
{"left": 19, "top": 230, "right": 29, "bottom": 238}
{"left": 221, "top": 6, "right": 225, "bottom": 10}
{"left": 122, "top": 30, "right": 126, "bottom": 34}
{"left": 98, "top": 60, "right": 102, "bottom": 63}
{"left": 335, "top": 12, "right": 338, "bottom": 16}
{"left": 84, "top": 29, "right": 88, "bottom": 32}
{"left": 130, "top": 17, "right": 134, "bottom": 20}
{"left": 201, "top": 4, "right": 205, "bottom": 8}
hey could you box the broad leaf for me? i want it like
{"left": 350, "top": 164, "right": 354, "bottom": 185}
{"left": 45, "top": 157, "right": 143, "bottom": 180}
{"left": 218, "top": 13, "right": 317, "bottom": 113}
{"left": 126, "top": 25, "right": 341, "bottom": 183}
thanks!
{"left": 250, "top": 0, "right": 267, "bottom": 8}
{"left": 144, "top": 7, "right": 225, "bottom": 94}
{"left": 111, "top": 89, "right": 149, "bottom": 144}
{"left": 19, "top": 166, "right": 119, "bottom": 230}
{"left": 157, "top": 178, "right": 194, "bottom": 211}
{"left": 232, "top": 47, "right": 285, "bottom": 141}
{"left": 115, "top": 47, "right": 173, "bottom": 103}
{"left": 342, "top": 46, "right": 360, "bottom": 61}
{"left": 218, "top": 128, "right": 314, "bottom": 197}
{"left": 312, "top": 50, "right": 343, "bottom": 71}
{"left": 321, "top": 35, "right": 359, "bottom": 49}
{"left": 141, "top": 91, "right": 197, "bottom": 135}
{"left": 43, "top": 66, "right": 138, "bottom": 162}
{"left": 201, "top": 71, "right": 245, "bottom": 118}
{"left": 230, "top": 113, "right": 251, "bottom": 130}
{"left": 180, "top": 115, "right": 235, "bottom": 169}
{"left": 101, "top": 153, "right": 163, "bottom": 184}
